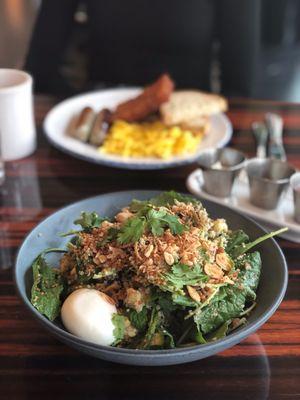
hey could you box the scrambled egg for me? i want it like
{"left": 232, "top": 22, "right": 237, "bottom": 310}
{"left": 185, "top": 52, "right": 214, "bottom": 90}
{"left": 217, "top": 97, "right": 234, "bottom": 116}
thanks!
{"left": 100, "top": 120, "right": 203, "bottom": 159}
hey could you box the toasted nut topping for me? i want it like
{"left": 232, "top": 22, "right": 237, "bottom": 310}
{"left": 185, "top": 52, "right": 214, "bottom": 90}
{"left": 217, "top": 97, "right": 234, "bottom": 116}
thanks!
{"left": 216, "top": 253, "right": 233, "bottom": 271}
{"left": 187, "top": 285, "right": 201, "bottom": 302}
{"left": 115, "top": 210, "right": 133, "bottom": 223}
{"left": 98, "top": 255, "right": 107, "bottom": 263}
{"left": 145, "top": 244, "right": 154, "bottom": 258}
{"left": 99, "top": 292, "right": 116, "bottom": 305}
{"left": 204, "top": 263, "right": 224, "bottom": 279}
{"left": 164, "top": 252, "right": 174, "bottom": 266}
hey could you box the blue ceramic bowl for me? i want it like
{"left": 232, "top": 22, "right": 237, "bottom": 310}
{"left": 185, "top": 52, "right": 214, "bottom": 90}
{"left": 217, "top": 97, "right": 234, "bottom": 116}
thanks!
{"left": 15, "top": 191, "right": 288, "bottom": 366}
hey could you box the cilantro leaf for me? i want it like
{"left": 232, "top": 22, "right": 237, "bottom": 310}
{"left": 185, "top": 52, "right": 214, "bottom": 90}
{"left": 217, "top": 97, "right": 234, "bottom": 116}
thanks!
{"left": 97, "top": 227, "right": 119, "bottom": 247}
{"left": 129, "top": 191, "right": 199, "bottom": 212}
{"left": 146, "top": 209, "right": 186, "bottom": 236}
{"left": 31, "top": 255, "right": 65, "bottom": 321}
{"left": 116, "top": 209, "right": 186, "bottom": 244}
{"left": 117, "top": 217, "right": 146, "bottom": 244}
{"left": 112, "top": 314, "right": 126, "bottom": 344}
{"left": 74, "top": 211, "right": 106, "bottom": 231}
{"left": 165, "top": 263, "right": 208, "bottom": 290}
{"left": 149, "top": 191, "right": 199, "bottom": 207}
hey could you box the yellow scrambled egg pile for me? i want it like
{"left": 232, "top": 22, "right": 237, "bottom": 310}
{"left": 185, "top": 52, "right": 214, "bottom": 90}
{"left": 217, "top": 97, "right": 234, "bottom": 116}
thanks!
{"left": 100, "top": 120, "right": 203, "bottom": 159}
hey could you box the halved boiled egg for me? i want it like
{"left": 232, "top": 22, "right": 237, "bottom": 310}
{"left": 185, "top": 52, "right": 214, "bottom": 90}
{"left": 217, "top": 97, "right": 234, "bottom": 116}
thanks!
{"left": 61, "top": 288, "right": 117, "bottom": 346}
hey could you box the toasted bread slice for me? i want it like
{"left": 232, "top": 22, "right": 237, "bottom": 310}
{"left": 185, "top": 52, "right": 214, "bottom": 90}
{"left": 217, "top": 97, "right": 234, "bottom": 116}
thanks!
{"left": 160, "top": 90, "right": 227, "bottom": 125}
{"left": 179, "top": 116, "right": 210, "bottom": 135}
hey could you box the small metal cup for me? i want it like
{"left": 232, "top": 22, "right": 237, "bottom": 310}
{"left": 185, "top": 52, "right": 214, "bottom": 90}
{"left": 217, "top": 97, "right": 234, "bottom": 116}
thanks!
{"left": 290, "top": 172, "right": 300, "bottom": 223}
{"left": 246, "top": 158, "right": 296, "bottom": 210}
{"left": 197, "top": 147, "right": 246, "bottom": 197}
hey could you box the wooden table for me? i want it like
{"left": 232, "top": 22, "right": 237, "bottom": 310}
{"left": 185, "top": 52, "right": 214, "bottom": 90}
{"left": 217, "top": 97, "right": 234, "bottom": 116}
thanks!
{"left": 1, "top": 96, "right": 299, "bottom": 400}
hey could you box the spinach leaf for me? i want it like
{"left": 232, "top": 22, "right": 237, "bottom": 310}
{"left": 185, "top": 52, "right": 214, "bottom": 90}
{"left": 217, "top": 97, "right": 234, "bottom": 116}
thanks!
{"left": 237, "top": 251, "right": 261, "bottom": 301}
{"left": 172, "top": 293, "right": 198, "bottom": 307}
{"left": 150, "top": 290, "right": 180, "bottom": 320}
{"left": 128, "top": 307, "right": 148, "bottom": 331}
{"left": 112, "top": 314, "right": 126, "bottom": 344}
{"left": 206, "top": 320, "right": 232, "bottom": 342}
{"left": 194, "top": 286, "right": 246, "bottom": 334}
{"left": 74, "top": 211, "right": 106, "bottom": 231}
{"left": 31, "top": 255, "right": 65, "bottom": 321}
{"left": 194, "top": 329, "right": 207, "bottom": 344}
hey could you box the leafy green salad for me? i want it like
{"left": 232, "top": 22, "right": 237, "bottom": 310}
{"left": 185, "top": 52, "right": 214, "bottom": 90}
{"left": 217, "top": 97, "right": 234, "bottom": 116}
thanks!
{"left": 30, "top": 191, "right": 286, "bottom": 349}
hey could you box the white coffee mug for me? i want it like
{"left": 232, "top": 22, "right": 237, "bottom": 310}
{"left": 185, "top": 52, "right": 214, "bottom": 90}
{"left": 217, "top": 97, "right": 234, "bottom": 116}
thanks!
{"left": 0, "top": 69, "right": 36, "bottom": 161}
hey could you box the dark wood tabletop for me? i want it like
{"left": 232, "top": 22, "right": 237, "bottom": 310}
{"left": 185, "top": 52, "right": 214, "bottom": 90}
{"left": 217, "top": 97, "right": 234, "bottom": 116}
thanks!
{"left": 1, "top": 95, "right": 300, "bottom": 400}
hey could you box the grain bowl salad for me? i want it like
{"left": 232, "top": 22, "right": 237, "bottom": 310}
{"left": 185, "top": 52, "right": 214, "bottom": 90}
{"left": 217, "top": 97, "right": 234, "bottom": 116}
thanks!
{"left": 30, "top": 192, "right": 286, "bottom": 349}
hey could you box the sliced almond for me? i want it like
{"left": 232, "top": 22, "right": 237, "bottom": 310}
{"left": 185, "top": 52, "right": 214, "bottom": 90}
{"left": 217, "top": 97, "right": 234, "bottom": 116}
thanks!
{"left": 223, "top": 275, "right": 234, "bottom": 285}
{"left": 145, "top": 244, "right": 154, "bottom": 258}
{"left": 164, "top": 252, "right": 174, "bottom": 266}
{"left": 99, "top": 292, "right": 116, "bottom": 305}
{"left": 216, "top": 253, "right": 233, "bottom": 271}
{"left": 187, "top": 285, "right": 201, "bottom": 302}
{"left": 204, "top": 263, "right": 224, "bottom": 279}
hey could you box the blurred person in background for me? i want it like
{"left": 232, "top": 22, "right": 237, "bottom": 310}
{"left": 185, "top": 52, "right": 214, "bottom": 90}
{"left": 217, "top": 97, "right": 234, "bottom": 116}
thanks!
{"left": 23, "top": 0, "right": 300, "bottom": 100}
{"left": 24, "top": 0, "right": 215, "bottom": 95}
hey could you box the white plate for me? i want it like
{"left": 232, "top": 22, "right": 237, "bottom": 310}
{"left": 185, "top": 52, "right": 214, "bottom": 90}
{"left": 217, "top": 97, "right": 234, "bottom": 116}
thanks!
{"left": 186, "top": 169, "right": 300, "bottom": 243}
{"left": 43, "top": 88, "right": 232, "bottom": 170}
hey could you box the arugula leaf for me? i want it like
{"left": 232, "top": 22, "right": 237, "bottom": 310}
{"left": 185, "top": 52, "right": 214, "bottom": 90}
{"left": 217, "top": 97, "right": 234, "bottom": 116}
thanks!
{"left": 31, "top": 255, "right": 65, "bottom": 321}
{"left": 231, "top": 227, "right": 288, "bottom": 258}
{"left": 117, "top": 216, "right": 146, "bottom": 244}
{"left": 74, "top": 211, "right": 106, "bottom": 231}
{"left": 165, "top": 263, "right": 208, "bottom": 290}
{"left": 128, "top": 307, "right": 148, "bottom": 331}
{"left": 226, "top": 230, "right": 249, "bottom": 256}
{"left": 112, "top": 314, "right": 126, "bottom": 344}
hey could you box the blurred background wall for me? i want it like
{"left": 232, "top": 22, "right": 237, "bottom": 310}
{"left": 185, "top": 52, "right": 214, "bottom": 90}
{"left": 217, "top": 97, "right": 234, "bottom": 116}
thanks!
{"left": 1, "top": 0, "right": 300, "bottom": 101}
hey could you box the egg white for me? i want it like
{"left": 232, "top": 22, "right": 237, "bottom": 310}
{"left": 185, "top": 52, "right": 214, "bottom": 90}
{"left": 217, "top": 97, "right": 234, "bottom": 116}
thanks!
{"left": 61, "top": 288, "right": 117, "bottom": 346}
